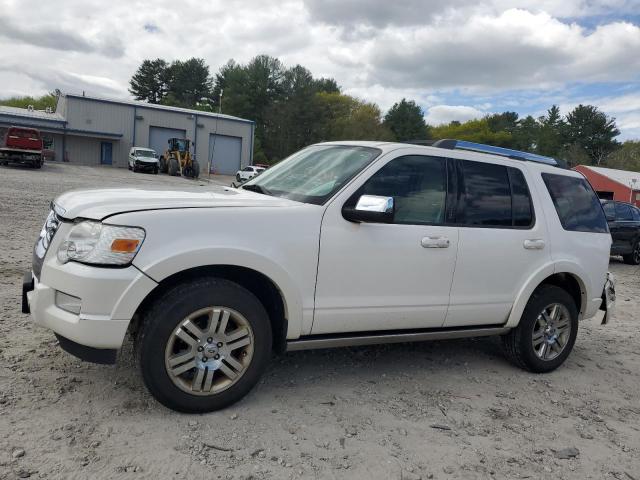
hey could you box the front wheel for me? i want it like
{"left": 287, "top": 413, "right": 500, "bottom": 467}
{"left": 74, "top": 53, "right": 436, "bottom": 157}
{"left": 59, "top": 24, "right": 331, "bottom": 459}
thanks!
{"left": 502, "top": 285, "right": 578, "bottom": 373}
{"left": 168, "top": 157, "right": 179, "bottom": 176}
{"left": 136, "top": 278, "right": 272, "bottom": 412}
{"left": 622, "top": 241, "right": 640, "bottom": 265}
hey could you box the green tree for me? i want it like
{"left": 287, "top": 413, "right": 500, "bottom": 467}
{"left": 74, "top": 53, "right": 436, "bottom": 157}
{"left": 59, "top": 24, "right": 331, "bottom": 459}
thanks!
{"left": 315, "top": 92, "right": 392, "bottom": 142}
{"left": 163, "top": 58, "right": 213, "bottom": 108}
{"left": 537, "top": 105, "right": 564, "bottom": 157}
{"left": 129, "top": 59, "right": 169, "bottom": 104}
{"left": 486, "top": 111, "right": 519, "bottom": 134}
{"left": 512, "top": 115, "right": 540, "bottom": 152}
{"left": 0, "top": 93, "right": 58, "bottom": 110}
{"left": 606, "top": 141, "right": 640, "bottom": 171}
{"left": 564, "top": 104, "right": 620, "bottom": 165}
{"left": 431, "top": 118, "right": 513, "bottom": 146}
{"left": 383, "top": 98, "right": 428, "bottom": 141}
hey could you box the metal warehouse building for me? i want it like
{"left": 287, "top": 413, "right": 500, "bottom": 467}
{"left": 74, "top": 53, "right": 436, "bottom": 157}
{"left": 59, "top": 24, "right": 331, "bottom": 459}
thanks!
{"left": 574, "top": 165, "right": 640, "bottom": 207}
{"left": 0, "top": 93, "right": 255, "bottom": 174}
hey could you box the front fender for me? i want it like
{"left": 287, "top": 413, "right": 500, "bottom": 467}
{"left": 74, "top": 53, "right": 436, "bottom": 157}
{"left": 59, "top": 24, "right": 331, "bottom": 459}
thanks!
{"left": 135, "top": 248, "right": 306, "bottom": 339}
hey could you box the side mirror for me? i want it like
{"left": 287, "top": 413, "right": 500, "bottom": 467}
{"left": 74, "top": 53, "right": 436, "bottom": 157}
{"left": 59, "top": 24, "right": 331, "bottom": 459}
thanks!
{"left": 342, "top": 195, "right": 394, "bottom": 223}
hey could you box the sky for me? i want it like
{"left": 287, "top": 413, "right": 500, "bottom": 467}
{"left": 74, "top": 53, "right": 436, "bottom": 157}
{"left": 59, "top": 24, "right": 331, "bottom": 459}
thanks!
{"left": 1, "top": 0, "right": 639, "bottom": 139}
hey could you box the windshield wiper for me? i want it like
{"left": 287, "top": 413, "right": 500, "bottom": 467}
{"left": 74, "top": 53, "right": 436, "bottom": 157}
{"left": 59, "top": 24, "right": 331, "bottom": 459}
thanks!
{"left": 242, "top": 184, "right": 272, "bottom": 196}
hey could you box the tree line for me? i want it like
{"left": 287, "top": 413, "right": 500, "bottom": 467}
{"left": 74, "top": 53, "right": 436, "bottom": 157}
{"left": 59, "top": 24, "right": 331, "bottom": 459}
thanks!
{"left": 2, "top": 54, "right": 636, "bottom": 169}
{"left": 129, "top": 54, "right": 632, "bottom": 168}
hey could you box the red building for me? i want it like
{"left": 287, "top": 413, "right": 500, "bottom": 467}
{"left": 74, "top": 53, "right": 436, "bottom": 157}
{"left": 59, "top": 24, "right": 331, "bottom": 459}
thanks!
{"left": 573, "top": 165, "right": 640, "bottom": 207}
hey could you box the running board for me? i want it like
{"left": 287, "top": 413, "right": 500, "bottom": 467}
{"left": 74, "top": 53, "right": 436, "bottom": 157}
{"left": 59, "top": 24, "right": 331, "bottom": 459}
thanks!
{"left": 286, "top": 326, "right": 510, "bottom": 351}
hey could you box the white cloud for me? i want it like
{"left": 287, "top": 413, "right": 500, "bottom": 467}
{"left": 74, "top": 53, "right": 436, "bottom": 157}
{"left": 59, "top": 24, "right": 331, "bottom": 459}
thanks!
{"left": 424, "top": 105, "right": 487, "bottom": 125}
{"left": 0, "top": 0, "right": 638, "bottom": 138}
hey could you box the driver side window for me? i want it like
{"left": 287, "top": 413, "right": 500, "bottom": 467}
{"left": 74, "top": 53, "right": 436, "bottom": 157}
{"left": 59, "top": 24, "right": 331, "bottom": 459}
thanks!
{"left": 355, "top": 155, "right": 447, "bottom": 225}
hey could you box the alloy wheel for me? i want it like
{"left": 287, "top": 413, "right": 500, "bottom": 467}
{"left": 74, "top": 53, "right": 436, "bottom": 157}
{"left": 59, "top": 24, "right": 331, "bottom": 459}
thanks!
{"left": 164, "top": 307, "right": 254, "bottom": 396}
{"left": 532, "top": 303, "right": 572, "bottom": 361}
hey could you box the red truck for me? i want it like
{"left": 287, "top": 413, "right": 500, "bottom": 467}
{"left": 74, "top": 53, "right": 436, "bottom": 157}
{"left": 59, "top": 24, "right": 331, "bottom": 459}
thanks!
{"left": 0, "top": 126, "right": 44, "bottom": 168}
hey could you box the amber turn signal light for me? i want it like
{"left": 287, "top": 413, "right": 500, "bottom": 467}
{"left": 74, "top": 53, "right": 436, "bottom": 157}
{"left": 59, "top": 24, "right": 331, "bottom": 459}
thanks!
{"left": 110, "top": 238, "right": 141, "bottom": 253}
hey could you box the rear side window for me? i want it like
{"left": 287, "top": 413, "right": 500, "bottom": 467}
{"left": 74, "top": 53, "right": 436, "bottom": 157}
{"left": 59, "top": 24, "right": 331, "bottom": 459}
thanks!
{"left": 542, "top": 173, "right": 608, "bottom": 233}
{"left": 457, "top": 161, "right": 533, "bottom": 228}
{"left": 508, "top": 168, "right": 534, "bottom": 227}
{"left": 633, "top": 207, "right": 640, "bottom": 221}
{"left": 615, "top": 203, "right": 634, "bottom": 221}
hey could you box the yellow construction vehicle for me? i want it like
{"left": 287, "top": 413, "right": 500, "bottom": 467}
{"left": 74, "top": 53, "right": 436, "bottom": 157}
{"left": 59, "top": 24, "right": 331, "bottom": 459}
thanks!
{"left": 159, "top": 138, "right": 200, "bottom": 179}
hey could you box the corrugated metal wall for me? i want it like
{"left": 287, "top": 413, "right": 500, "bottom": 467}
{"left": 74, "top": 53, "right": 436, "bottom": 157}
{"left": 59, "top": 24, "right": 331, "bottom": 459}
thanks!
{"left": 63, "top": 96, "right": 253, "bottom": 170}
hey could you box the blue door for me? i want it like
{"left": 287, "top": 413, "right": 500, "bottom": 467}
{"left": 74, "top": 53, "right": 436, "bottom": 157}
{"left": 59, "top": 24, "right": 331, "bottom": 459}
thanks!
{"left": 100, "top": 142, "right": 113, "bottom": 165}
{"left": 208, "top": 134, "right": 242, "bottom": 175}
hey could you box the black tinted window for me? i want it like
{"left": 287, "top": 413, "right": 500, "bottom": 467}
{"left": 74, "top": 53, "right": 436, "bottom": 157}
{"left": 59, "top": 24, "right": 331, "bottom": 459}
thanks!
{"left": 356, "top": 155, "right": 447, "bottom": 224}
{"left": 459, "top": 161, "right": 512, "bottom": 226}
{"left": 509, "top": 168, "right": 534, "bottom": 227}
{"left": 633, "top": 207, "right": 640, "bottom": 221}
{"left": 603, "top": 202, "right": 615, "bottom": 219}
{"left": 615, "top": 203, "right": 634, "bottom": 221}
{"left": 542, "top": 173, "right": 608, "bottom": 233}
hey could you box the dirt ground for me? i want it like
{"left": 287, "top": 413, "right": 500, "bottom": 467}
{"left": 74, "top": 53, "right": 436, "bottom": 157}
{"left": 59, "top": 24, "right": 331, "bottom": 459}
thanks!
{"left": 0, "top": 163, "right": 639, "bottom": 480}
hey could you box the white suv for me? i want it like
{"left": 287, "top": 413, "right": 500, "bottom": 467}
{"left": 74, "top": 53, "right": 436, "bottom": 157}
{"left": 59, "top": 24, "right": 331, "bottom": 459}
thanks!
{"left": 128, "top": 147, "right": 159, "bottom": 173}
{"left": 236, "top": 165, "right": 265, "bottom": 182}
{"left": 23, "top": 140, "right": 616, "bottom": 413}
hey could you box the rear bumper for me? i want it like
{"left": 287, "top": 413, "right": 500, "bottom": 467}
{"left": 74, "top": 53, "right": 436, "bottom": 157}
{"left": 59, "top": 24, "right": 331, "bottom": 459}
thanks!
{"left": 600, "top": 272, "right": 616, "bottom": 325}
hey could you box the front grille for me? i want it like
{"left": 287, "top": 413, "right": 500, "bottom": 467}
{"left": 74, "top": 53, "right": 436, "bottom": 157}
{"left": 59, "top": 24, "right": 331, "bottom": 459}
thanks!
{"left": 32, "top": 208, "right": 61, "bottom": 279}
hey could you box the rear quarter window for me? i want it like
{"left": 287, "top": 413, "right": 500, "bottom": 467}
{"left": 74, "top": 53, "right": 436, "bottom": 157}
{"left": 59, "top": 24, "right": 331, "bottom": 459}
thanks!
{"left": 542, "top": 173, "right": 608, "bottom": 233}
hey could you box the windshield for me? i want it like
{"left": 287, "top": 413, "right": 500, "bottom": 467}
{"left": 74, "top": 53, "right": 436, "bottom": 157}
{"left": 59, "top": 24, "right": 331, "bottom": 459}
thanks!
{"left": 242, "top": 145, "right": 381, "bottom": 205}
{"left": 136, "top": 150, "right": 155, "bottom": 158}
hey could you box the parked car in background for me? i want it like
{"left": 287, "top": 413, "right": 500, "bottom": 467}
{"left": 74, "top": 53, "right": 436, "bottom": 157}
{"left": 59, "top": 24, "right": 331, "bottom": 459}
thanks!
{"left": 236, "top": 165, "right": 265, "bottom": 182}
{"left": 128, "top": 147, "right": 159, "bottom": 174}
{"left": 602, "top": 200, "right": 640, "bottom": 264}
{"left": 23, "top": 140, "right": 615, "bottom": 413}
{"left": 0, "top": 126, "right": 44, "bottom": 168}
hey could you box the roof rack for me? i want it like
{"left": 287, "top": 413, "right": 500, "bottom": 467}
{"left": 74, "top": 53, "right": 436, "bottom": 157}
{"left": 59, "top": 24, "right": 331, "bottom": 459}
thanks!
{"left": 431, "top": 139, "right": 560, "bottom": 167}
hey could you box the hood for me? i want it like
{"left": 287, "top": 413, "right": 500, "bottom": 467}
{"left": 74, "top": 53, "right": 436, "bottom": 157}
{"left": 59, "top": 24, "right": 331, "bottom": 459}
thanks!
{"left": 54, "top": 186, "right": 300, "bottom": 220}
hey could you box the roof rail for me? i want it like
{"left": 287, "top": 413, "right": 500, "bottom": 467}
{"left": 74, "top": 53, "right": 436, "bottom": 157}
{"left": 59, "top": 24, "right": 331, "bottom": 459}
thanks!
{"left": 431, "top": 139, "right": 560, "bottom": 167}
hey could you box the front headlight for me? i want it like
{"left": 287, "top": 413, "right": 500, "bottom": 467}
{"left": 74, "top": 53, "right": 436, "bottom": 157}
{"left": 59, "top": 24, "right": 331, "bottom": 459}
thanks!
{"left": 57, "top": 221, "right": 145, "bottom": 266}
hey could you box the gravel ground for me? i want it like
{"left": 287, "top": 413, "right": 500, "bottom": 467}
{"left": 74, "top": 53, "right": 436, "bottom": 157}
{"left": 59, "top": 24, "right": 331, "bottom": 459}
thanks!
{"left": 1, "top": 163, "right": 639, "bottom": 480}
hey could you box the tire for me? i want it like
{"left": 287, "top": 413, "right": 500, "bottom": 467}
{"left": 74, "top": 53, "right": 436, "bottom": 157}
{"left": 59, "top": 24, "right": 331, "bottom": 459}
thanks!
{"left": 159, "top": 156, "right": 168, "bottom": 173}
{"left": 136, "top": 277, "right": 272, "bottom": 413}
{"left": 236, "top": 174, "right": 241, "bottom": 182}
{"left": 168, "top": 157, "right": 179, "bottom": 176}
{"left": 622, "top": 240, "right": 640, "bottom": 265}
{"left": 128, "top": 164, "right": 132, "bottom": 170}
{"left": 191, "top": 160, "right": 200, "bottom": 179}
{"left": 154, "top": 166, "right": 159, "bottom": 175}
{"left": 133, "top": 165, "right": 138, "bottom": 173}
{"left": 502, "top": 284, "right": 578, "bottom": 373}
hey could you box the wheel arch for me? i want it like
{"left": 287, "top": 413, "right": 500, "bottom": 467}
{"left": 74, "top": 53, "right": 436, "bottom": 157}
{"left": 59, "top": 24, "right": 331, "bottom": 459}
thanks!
{"left": 130, "top": 265, "right": 290, "bottom": 354}
{"left": 505, "top": 263, "right": 587, "bottom": 328}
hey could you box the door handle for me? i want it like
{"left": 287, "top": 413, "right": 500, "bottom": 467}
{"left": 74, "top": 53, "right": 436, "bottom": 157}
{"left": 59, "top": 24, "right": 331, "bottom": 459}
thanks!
{"left": 421, "top": 236, "right": 450, "bottom": 248}
{"left": 523, "top": 239, "right": 545, "bottom": 250}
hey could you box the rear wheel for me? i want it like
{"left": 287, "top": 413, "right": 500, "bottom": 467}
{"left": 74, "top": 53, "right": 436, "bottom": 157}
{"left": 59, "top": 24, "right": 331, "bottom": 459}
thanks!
{"left": 153, "top": 166, "right": 159, "bottom": 175}
{"left": 191, "top": 160, "right": 200, "bottom": 179}
{"left": 502, "top": 285, "right": 578, "bottom": 373}
{"left": 168, "top": 157, "right": 179, "bottom": 176}
{"left": 137, "top": 278, "right": 272, "bottom": 412}
{"left": 159, "top": 156, "right": 168, "bottom": 173}
{"left": 622, "top": 240, "right": 640, "bottom": 265}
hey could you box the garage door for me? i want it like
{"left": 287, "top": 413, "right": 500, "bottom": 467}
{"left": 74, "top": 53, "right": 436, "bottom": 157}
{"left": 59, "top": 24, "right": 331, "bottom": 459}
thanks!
{"left": 208, "top": 134, "right": 242, "bottom": 175}
{"left": 149, "top": 126, "right": 186, "bottom": 157}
